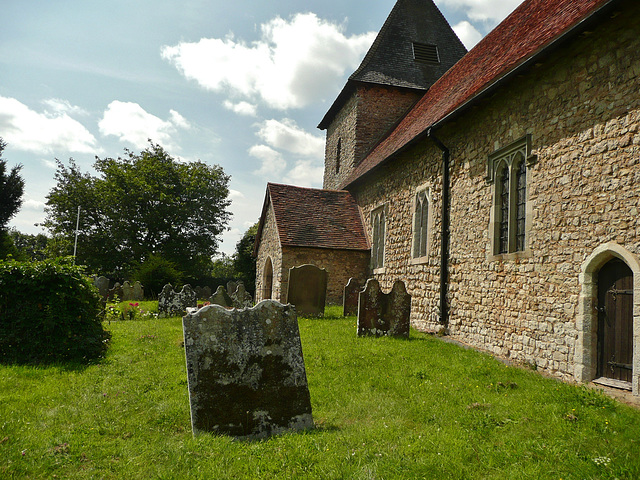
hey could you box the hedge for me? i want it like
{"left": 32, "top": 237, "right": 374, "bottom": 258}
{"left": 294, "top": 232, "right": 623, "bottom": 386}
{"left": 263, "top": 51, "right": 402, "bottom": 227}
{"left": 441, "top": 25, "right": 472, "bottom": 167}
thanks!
{"left": 0, "top": 259, "right": 110, "bottom": 364}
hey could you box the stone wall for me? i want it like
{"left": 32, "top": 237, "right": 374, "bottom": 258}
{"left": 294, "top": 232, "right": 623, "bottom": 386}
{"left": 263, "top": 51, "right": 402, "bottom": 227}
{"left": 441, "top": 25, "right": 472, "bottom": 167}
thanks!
{"left": 255, "top": 202, "right": 284, "bottom": 303}
{"left": 280, "top": 246, "right": 370, "bottom": 304}
{"left": 349, "top": 4, "right": 640, "bottom": 385}
{"left": 323, "top": 85, "right": 422, "bottom": 190}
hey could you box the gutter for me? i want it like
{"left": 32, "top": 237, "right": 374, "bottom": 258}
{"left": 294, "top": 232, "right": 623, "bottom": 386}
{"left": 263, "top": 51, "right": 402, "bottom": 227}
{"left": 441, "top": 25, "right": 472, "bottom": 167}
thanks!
{"left": 426, "top": 127, "right": 450, "bottom": 327}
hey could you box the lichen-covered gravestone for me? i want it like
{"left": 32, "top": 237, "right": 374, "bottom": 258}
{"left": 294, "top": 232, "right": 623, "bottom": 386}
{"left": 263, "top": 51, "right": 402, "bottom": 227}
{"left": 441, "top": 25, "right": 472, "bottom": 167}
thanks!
{"left": 286, "top": 264, "right": 327, "bottom": 317}
{"left": 108, "top": 282, "right": 124, "bottom": 302}
{"left": 158, "top": 284, "right": 197, "bottom": 317}
{"left": 343, "top": 277, "right": 361, "bottom": 317}
{"left": 357, "top": 279, "right": 411, "bottom": 337}
{"left": 209, "top": 285, "right": 232, "bottom": 308}
{"left": 183, "top": 300, "right": 314, "bottom": 439}
{"left": 231, "top": 283, "right": 253, "bottom": 309}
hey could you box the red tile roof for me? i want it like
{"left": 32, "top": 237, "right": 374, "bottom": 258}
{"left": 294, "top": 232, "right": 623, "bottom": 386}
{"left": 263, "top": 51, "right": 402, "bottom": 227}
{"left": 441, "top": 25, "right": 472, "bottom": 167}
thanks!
{"left": 344, "top": 0, "right": 615, "bottom": 187}
{"left": 256, "top": 183, "right": 370, "bottom": 252}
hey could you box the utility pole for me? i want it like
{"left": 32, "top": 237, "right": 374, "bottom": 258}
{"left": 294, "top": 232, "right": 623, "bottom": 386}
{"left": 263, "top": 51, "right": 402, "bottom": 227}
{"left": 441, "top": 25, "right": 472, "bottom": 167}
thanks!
{"left": 73, "top": 206, "right": 80, "bottom": 264}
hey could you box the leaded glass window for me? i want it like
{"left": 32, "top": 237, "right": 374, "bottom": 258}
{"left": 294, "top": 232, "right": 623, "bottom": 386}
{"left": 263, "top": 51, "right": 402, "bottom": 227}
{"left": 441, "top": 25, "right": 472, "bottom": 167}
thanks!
{"left": 412, "top": 189, "right": 429, "bottom": 258}
{"left": 371, "top": 206, "right": 386, "bottom": 269}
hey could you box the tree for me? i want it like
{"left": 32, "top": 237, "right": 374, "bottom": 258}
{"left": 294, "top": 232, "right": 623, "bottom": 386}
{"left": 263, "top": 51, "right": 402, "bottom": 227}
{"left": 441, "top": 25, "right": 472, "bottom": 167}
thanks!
{"left": 0, "top": 138, "right": 25, "bottom": 259}
{"left": 42, "top": 142, "right": 232, "bottom": 279}
{"left": 8, "top": 229, "right": 49, "bottom": 261}
{"left": 233, "top": 222, "right": 258, "bottom": 295}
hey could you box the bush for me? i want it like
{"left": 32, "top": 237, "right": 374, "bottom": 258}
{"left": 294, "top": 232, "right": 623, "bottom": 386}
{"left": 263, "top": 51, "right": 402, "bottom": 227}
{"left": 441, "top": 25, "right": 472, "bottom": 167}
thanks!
{"left": 131, "top": 254, "right": 183, "bottom": 298}
{"left": 0, "top": 259, "right": 110, "bottom": 364}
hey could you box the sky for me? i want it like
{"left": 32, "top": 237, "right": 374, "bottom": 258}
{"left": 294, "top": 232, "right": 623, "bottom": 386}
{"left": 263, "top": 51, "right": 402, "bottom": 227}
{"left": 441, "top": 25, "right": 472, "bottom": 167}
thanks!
{"left": 1, "top": 0, "right": 524, "bottom": 256}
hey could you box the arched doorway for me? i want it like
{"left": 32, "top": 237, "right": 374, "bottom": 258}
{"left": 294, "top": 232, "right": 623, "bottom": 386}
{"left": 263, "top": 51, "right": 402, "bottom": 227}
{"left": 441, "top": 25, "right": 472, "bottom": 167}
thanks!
{"left": 262, "top": 257, "right": 273, "bottom": 300}
{"left": 597, "top": 259, "right": 633, "bottom": 383}
{"left": 576, "top": 242, "right": 639, "bottom": 394}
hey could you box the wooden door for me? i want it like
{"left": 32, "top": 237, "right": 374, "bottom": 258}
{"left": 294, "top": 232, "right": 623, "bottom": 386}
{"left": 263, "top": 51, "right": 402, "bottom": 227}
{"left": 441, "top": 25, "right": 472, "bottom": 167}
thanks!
{"left": 597, "top": 259, "right": 633, "bottom": 382}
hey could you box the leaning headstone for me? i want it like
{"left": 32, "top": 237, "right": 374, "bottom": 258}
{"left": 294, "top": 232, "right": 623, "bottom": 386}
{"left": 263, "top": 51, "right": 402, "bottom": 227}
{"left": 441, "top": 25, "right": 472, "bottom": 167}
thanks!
{"left": 343, "top": 278, "right": 361, "bottom": 317}
{"left": 132, "top": 281, "right": 144, "bottom": 301}
{"left": 357, "top": 279, "right": 411, "bottom": 338}
{"left": 209, "top": 286, "right": 232, "bottom": 308}
{"left": 122, "top": 281, "right": 134, "bottom": 301}
{"left": 231, "top": 283, "right": 253, "bottom": 309}
{"left": 94, "top": 276, "right": 110, "bottom": 300}
{"left": 183, "top": 300, "right": 314, "bottom": 439}
{"left": 286, "top": 265, "right": 327, "bottom": 317}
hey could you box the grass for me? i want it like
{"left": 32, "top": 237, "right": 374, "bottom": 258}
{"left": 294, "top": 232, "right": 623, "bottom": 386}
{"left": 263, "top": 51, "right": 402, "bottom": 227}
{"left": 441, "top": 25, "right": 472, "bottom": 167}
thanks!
{"left": 1, "top": 304, "right": 640, "bottom": 479}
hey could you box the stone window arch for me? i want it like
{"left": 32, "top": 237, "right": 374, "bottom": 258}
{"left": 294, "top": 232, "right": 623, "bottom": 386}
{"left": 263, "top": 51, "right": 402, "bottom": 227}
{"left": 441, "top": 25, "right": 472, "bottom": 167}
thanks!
{"left": 575, "top": 242, "right": 640, "bottom": 395}
{"left": 487, "top": 135, "right": 536, "bottom": 259}
{"left": 371, "top": 205, "right": 386, "bottom": 271}
{"left": 411, "top": 185, "right": 432, "bottom": 263}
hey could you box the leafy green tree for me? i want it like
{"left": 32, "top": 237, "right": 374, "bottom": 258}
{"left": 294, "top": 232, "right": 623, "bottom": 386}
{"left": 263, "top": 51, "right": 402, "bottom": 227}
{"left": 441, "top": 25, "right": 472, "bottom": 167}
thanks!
{"left": 233, "top": 222, "right": 258, "bottom": 295}
{"left": 42, "top": 142, "right": 231, "bottom": 279}
{"left": 0, "top": 139, "right": 25, "bottom": 229}
{"left": 8, "top": 229, "right": 49, "bottom": 261}
{"left": 131, "top": 254, "right": 183, "bottom": 298}
{"left": 0, "top": 139, "right": 25, "bottom": 259}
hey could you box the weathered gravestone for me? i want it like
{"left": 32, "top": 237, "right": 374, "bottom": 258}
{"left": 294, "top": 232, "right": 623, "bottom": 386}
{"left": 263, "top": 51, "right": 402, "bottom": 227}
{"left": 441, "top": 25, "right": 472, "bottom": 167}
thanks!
{"left": 209, "top": 286, "right": 232, "bottom": 308}
{"left": 158, "top": 284, "right": 197, "bottom": 317}
{"left": 231, "top": 283, "right": 253, "bottom": 309}
{"left": 201, "top": 286, "right": 212, "bottom": 299}
{"left": 94, "top": 276, "right": 110, "bottom": 300}
{"left": 226, "top": 281, "right": 238, "bottom": 297}
{"left": 108, "top": 282, "right": 124, "bottom": 302}
{"left": 132, "top": 281, "right": 144, "bottom": 301}
{"left": 182, "top": 300, "right": 314, "bottom": 439}
{"left": 122, "top": 281, "right": 134, "bottom": 301}
{"left": 286, "top": 265, "right": 327, "bottom": 317}
{"left": 357, "top": 279, "right": 411, "bottom": 338}
{"left": 343, "top": 277, "right": 361, "bottom": 317}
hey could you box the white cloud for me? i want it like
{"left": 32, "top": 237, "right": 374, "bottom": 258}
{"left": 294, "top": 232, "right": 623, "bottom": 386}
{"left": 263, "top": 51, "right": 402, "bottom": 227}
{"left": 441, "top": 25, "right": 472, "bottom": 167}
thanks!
{"left": 229, "top": 189, "right": 245, "bottom": 200}
{"left": 249, "top": 144, "right": 286, "bottom": 177}
{"left": 453, "top": 21, "right": 483, "bottom": 49}
{"left": 0, "top": 96, "right": 99, "bottom": 154}
{"left": 23, "top": 199, "right": 46, "bottom": 210}
{"left": 169, "top": 109, "right": 191, "bottom": 129}
{"left": 256, "top": 118, "right": 324, "bottom": 158}
{"left": 223, "top": 100, "right": 258, "bottom": 117}
{"left": 282, "top": 159, "right": 324, "bottom": 188}
{"left": 42, "top": 98, "right": 89, "bottom": 116}
{"left": 437, "top": 0, "right": 524, "bottom": 24}
{"left": 161, "top": 13, "right": 376, "bottom": 110}
{"left": 98, "top": 101, "right": 189, "bottom": 150}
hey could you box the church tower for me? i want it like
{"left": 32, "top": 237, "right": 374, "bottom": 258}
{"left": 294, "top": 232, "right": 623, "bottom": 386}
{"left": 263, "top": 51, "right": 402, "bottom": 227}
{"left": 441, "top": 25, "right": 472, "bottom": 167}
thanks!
{"left": 319, "top": 0, "right": 467, "bottom": 190}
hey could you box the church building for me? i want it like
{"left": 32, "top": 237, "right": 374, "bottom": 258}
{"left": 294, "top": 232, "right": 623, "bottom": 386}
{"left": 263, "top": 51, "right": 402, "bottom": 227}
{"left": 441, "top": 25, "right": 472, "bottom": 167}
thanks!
{"left": 254, "top": 0, "right": 640, "bottom": 395}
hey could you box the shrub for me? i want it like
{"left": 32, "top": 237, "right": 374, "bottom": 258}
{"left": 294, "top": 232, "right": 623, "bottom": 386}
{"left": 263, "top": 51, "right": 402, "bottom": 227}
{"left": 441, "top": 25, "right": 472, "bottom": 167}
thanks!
{"left": 0, "top": 258, "right": 110, "bottom": 364}
{"left": 131, "top": 254, "right": 183, "bottom": 298}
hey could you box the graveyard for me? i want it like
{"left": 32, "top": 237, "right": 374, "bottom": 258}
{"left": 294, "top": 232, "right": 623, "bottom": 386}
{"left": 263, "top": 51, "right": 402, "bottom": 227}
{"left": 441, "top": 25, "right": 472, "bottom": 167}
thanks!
{"left": 2, "top": 303, "right": 640, "bottom": 479}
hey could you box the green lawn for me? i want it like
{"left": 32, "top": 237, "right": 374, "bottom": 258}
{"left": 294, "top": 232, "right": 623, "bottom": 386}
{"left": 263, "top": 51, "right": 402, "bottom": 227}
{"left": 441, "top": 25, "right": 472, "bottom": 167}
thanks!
{"left": 1, "top": 305, "right": 639, "bottom": 479}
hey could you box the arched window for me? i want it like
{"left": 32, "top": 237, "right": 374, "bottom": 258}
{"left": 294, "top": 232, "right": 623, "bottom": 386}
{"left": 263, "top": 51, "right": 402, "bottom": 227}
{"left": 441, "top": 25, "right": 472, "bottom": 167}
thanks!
{"left": 488, "top": 135, "right": 533, "bottom": 257}
{"left": 412, "top": 188, "right": 430, "bottom": 259}
{"left": 371, "top": 206, "right": 386, "bottom": 270}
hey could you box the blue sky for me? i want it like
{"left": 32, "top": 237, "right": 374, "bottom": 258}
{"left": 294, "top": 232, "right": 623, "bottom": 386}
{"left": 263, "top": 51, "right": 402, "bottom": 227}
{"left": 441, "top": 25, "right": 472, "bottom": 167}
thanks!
{"left": 1, "top": 0, "right": 523, "bottom": 255}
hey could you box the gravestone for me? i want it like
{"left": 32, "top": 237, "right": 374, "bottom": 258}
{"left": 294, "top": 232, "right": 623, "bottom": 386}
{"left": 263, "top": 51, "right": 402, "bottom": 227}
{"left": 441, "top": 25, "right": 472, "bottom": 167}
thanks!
{"left": 195, "top": 286, "right": 204, "bottom": 299}
{"left": 286, "top": 265, "right": 327, "bottom": 317}
{"left": 343, "top": 278, "right": 361, "bottom": 317}
{"left": 132, "top": 281, "right": 144, "bottom": 301}
{"left": 357, "top": 279, "right": 411, "bottom": 338}
{"left": 158, "top": 284, "right": 197, "bottom": 317}
{"left": 226, "top": 281, "right": 238, "bottom": 297}
{"left": 108, "top": 282, "right": 124, "bottom": 302}
{"left": 209, "top": 286, "right": 232, "bottom": 308}
{"left": 122, "top": 281, "right": 134, "bottom": 301}
{"left": 201, "top": 286, "right": 212, "bottom": 299}
{"left": 183, "top": 300, "right": 314, "bottom": 439}
{"left": 94, "top": 276, "right": 110, "bottom": 300}
{"left": 231, "top": 283, "right": 253, "bottom": 309}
